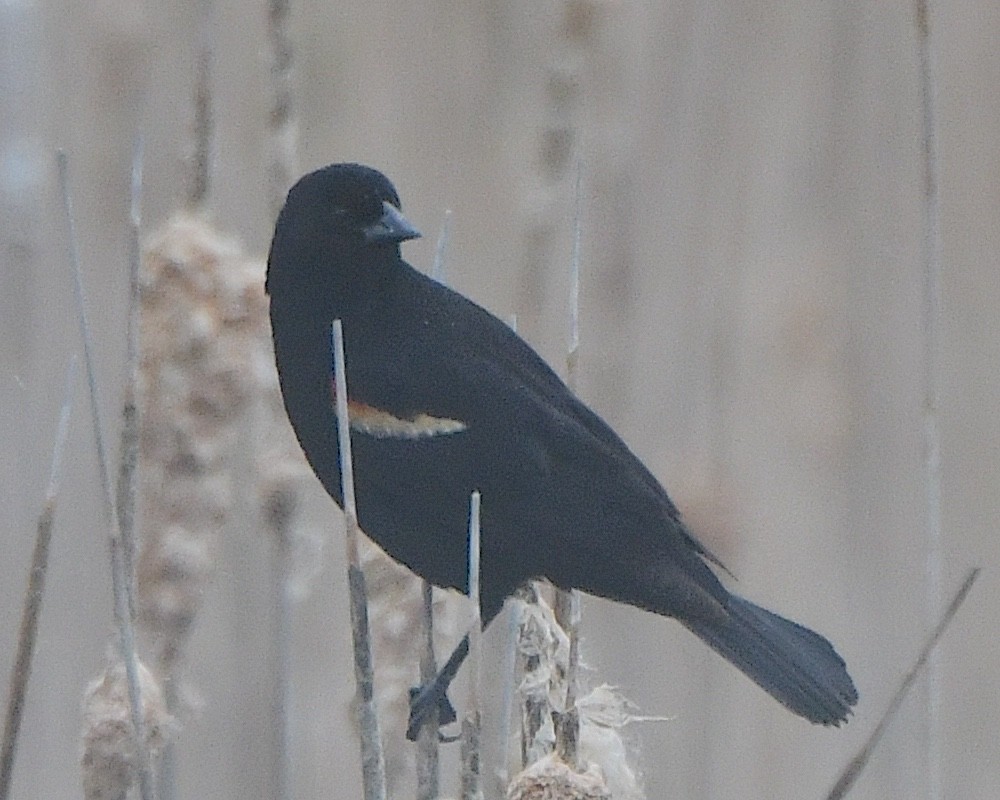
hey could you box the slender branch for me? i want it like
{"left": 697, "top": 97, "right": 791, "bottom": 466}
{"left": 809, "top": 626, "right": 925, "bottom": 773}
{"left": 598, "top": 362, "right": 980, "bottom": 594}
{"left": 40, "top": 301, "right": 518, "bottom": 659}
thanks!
{"left": 566, "top": 160, "right": 582, "bottom": 385}
{"left": 331, "top": 320, "right": 386, "bottom": 800}
{"left": 58, "top": 151, "right": 114, "bottom": 519}
{"left": 914, "top": 3, "right": 944, "bottom": 798}
{"left": 497, "top": 313, "right": 523, "bottom": 787}
{"left": 826, "top": 568, "right": 979, "bottom": 800}
{"left": 0, "top": 358, "right": 77, "bottom": 800}
{"left": 495, "top": 601, "right": 521, "bottom": 792}
{"left": 415, "top": 580, "right": 439, "bottom": 800}
{"left": 266, "top": 0, "right": 298, "bottom": 218}
{"left": 57, "top": 150, "right": 154, "bottom": 800}
{"left": 117, "top": 134, "right": 143, "bottom": 622}
{"left": 262, "top": 481, "right": 296, "bottom": 800}
{"left": 264, "top": 1, "right": 298, "bottom": 793}
{"left": 188, "top": 1, "right": 214, "bottom": 208}
{"left": 467, "top": 491, "right": 482, "bottom": 714}
{"left": 460, "top": 491, "right": 483, "bottom": 800}
{"left": 554, "top": 160, "right": 583, "bottom": 767}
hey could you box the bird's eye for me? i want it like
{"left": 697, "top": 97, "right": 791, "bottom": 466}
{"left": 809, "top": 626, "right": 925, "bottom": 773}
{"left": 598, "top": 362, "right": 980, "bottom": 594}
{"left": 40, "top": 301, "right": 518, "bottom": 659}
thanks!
{"left": 332, "top": 195, "right": 383, "bottom": 229}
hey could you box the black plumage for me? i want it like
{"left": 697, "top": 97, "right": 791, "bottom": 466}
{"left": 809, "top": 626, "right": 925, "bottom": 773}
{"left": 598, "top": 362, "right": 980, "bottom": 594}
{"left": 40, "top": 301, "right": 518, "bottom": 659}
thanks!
{"left": 266, "top": 163, "right": 858, "bottom": 734}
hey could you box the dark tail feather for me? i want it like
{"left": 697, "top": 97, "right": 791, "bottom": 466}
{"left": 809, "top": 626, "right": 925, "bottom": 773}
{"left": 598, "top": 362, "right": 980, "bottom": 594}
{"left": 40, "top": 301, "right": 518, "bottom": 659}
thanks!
{"left": 683, "top": 595, "right": 858, "bottom": 725}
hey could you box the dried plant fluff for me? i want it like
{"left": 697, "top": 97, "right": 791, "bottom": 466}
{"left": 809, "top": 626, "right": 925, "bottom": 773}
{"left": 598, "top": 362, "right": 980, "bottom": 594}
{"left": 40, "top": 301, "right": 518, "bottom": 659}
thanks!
{"left": 507, "top": 753, "right": 610, "bottom": 800}
{"left": 80, "top": 657, "right": 174, "bottom": 800}
{"left": 138, "top": 213, "right": 265, "bottom": 668}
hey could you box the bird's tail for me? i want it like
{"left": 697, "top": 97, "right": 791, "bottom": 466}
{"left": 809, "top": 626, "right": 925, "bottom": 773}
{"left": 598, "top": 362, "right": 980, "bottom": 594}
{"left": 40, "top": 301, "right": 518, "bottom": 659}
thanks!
{"left": 682, "top": 594, "right": 858, "bottom": 725}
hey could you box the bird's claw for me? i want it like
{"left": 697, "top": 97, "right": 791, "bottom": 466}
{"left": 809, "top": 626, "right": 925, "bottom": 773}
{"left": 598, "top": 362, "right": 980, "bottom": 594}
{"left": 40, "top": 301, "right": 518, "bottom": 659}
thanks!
{"left": 406, "top": 683, "right": 458, "bottom": 742}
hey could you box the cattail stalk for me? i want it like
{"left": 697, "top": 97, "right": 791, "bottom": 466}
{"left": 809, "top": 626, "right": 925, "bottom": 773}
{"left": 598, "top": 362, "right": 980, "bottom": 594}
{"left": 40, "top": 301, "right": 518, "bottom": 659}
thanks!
{"left": 332, "top": 320, "right": 386, "bottom": 800}
{"left": 915, "top": 3, "right": 944, "bottom": 798}
{"left": 187, "top": 0, "right": 214, "bottom": 209}
{"left": 266, "top": 0, "right": 298, "bottom": 218}
{"left": 0, "top": 359, "right": 77, "bottom": 800}
{"left": 460, "top": 491, "right": 484, "bottom": 800}
{"left": 58, "top": 150, "right": 154, "bottom": 800}
{"left": 415, "top": 579, "right": 440, "bottom": 800}
{"left": 553, "top": 160, "right": 584, "bottom": 768}
{"left": 117, "top": 133, "right": 143, "bottom": 621}
{"left": 826, "top": 569, "right": 979, "bottom": 800}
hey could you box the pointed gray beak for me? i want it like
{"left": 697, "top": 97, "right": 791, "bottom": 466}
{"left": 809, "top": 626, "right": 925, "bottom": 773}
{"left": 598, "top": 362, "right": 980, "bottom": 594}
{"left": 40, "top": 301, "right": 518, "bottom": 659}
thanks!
{"left": 364, "top": 201, "right": 422, "bottom": 244}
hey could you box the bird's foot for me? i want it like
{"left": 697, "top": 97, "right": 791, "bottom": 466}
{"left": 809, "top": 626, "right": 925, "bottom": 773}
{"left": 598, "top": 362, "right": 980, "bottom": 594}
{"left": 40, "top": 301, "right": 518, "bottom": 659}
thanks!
{"left": 406, "top": 682, "right": 459, "bottom": 742}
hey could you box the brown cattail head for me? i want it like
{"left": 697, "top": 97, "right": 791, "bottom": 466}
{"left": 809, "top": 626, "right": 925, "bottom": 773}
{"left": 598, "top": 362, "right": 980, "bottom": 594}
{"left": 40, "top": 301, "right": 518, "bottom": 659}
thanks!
{"left": 80, "top": 655, "right": 174, "bottom": 800}
{"left": 507, "top": 753, "right": 610, "bottom": 800}
{"left": 137, "top": 214, "right": 267, "bottom": 669}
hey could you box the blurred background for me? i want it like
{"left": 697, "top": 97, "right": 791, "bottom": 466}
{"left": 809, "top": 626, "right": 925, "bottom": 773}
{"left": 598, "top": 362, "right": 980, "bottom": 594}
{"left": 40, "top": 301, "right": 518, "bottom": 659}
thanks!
{"left": 1, "top": 1, "right": 997, "bottom": 798}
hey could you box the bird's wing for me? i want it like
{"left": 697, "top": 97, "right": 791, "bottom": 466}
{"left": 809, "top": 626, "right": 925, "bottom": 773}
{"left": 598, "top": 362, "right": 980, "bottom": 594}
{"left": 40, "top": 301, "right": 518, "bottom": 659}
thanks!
{"left": 341, "top": 265, "right": 726, "bottom": 571}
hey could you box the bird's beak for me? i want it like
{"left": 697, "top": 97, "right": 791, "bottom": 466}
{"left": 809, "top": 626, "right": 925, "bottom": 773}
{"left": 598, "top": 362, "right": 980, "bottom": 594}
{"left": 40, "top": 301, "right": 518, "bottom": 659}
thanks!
{"left": 364, "top": 201, "right": 422, "bottom": 244}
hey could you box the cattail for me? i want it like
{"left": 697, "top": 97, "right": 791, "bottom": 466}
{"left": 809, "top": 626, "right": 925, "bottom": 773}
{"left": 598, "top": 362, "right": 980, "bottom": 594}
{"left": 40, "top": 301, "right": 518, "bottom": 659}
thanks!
{"left": 507, "top": 753, "right": 610, "bottom": 800}
{"left": 513, "top": 594, "right": 650, "bottom": 800}
{"left": 515, "top": 593, "right": 570, "bottom": 764}
{"left": 137, "top": 213, "right": 265, "bottom": 670}
{"left": 80, "top": 656, "right": 173, "bottom": 800}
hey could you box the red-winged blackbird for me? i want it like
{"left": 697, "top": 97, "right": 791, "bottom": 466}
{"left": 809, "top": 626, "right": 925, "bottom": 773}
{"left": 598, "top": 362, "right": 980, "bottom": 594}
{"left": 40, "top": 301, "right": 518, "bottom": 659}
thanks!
{"left": 266, "top": 163, "right": 858, "bottom": 737}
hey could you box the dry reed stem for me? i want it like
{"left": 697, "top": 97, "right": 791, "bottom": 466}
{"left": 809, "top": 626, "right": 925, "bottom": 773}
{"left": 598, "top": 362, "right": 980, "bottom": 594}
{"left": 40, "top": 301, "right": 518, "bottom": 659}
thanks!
{"left": 553, "top": 159, "right": 584, "bottom": 769}
{"left": 415, "top": 579, "right": 440, "bottom": 800}
{"left": 914, "top": 2, "right": 944, "bottom": 797}
{"left": 266, "top": 0, "right": 298, "bottom": 218}
{"left": 566, "top": 160, "right": 583, "bottom": 379}
{"left": 495, "top": 601, "right": 523, "bottom": 793}
{"left": 496, "top": 313, "right": 525, "bottom": 792}
{"left": 116, "top": 135, "right": 144, "bottom": 622}
{"left": 461, "top": 715, "right": 483, "bottom": 800}
{"left": 460, "top": 491, "right": 484, "bottom": 800}
{"left": 332, "top": 319, "right": 387, "bottom": 800}
{"left": 521, "top": 4, "right": 596, "bottom": 762}
{"left": 517, "top": 593, "right": 570, "bottom": 766}
{"left": 259, "top": 461, "right": 301, "bottom": 800}
{"left": 826, "top": 568, "right": 979, "bottom": 800}
{"left": 0, "top": 359, "right": 77, "bottom": 800}
{"left": 254, "top": 367, "right": 310, "bottom": 800}
{"left": 187, "top": 2, "right": 214, "bottom": 209}
{"left": 516, "top": 0, "right": 597, "bottom": 323}
{"left": 256, "top": 410, "right": 315, "bottom": 800}
{"left": 262, "top": 4, "right": 298, "bottom": 791}
{"left": 58, "top": 149, "right": 154, "bottom": 800}
{"left": 360, "top": 539, "right": 454, "bottom": 792}
{"left": 260, "top": 26, "right": 301, "bottom": 790}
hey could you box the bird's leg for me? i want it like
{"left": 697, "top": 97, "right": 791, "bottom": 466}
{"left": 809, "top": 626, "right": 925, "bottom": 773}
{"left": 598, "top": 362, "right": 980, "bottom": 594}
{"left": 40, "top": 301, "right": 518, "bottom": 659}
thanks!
{"left": 406, "top": 633, "right": 470, "bottom": 741}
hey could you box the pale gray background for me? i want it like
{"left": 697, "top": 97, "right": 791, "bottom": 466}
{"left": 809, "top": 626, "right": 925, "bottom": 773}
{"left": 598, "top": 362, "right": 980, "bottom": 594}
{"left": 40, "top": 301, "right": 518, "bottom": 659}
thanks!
{"left": 1, "top": 1, "right": 997, "bottom": 798}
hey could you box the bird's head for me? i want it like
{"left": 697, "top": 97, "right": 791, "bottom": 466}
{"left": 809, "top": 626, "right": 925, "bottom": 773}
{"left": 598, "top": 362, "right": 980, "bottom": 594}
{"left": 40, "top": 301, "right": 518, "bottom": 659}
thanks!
{"left": 266, "top": 163, "right": 421, "bottom": 301}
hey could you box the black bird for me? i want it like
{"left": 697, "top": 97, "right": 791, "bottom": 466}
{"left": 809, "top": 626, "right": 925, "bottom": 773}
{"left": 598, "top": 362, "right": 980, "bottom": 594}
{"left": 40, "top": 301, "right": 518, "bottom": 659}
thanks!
{"left": 266, "top": 163, "right": 858, "bottom": 737}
